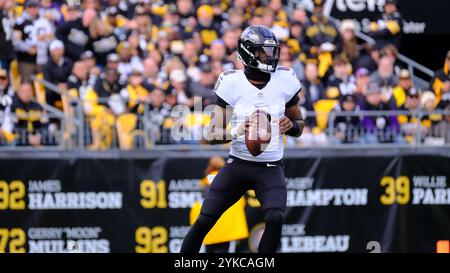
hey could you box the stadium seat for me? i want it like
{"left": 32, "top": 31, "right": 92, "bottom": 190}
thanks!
{"left": 9, "top": 60, "right": 21, "bottom": 91}
{"left": 116, "top": 113, "right": 138, "bottom": 150}
{"left": 313, "top": 99, "right": 338, "bottom": 130}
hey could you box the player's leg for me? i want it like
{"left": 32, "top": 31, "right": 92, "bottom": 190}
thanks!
{"left": 180, "top": 159, "right": 249, "bottom": 253}
{"left": 205, "top": 242, "right": 230, "bottom": 253}
{"left": 253, "top": 162, "right": 287, "bottom": 253}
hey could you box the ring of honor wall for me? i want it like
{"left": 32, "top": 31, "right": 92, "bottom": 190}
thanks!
{"left": 1, "top": 149, "right": 450, "bottom": 253}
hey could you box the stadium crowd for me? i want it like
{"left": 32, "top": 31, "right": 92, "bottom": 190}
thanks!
{"left": 0, "top": 0, "right": 449, "bottom": 149}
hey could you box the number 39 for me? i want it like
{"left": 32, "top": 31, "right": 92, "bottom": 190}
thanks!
{"left": 380, "top": 176, "right": 410, "bottom": 205}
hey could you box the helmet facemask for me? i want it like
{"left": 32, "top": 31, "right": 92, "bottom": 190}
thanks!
{"left": 238, "top": 42, "right": 280, "bottom": 73}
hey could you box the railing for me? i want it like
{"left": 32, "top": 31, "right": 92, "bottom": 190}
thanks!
{"left": 0, "top": 112, "right": 66, "bottom": 150}
{"left": 295, "top": 110, "right": 450, "bottom": 148}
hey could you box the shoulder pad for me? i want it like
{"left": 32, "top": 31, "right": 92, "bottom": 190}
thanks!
{"left": 277, "top": 66, "right": 291, "bottom": 71}
{"left": 222, "top": 69, "right": 237, "bottom": 76}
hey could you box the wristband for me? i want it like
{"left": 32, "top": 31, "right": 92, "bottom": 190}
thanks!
{"left": 286, "top": 119, "right": 302, "bottom": 137}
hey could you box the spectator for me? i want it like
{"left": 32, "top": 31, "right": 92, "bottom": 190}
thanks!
{"left": 80, "top": 50, "right": 100, "bottom": 87}
{"left": 278, "top": 42, "right": 293, "bottom": 68}
{"left": 368, "top": 0, "right": 403, "bottom": 49}
{"left": 209, "top": 39, "right": 233, "bottom": 71}
{"left": 0, "top": 68, "right": 14, "bottom": 144}
{"left": 291, "top": 6, "right": 308, "bottom": 25}
{"left": 360, "top": 81, "right": 401, "bottom": 143}
{"left": 43, "top": 40, "right": 73, "bottom": 109}
{"left": 393, "top": 69, "right": 416, "bottom": 108}
{"left": 301, "top": 62, "right": 325, "bottom": 110}
{"left": 39, "top": 0, "right": 64, "bottom": 26}
{"left": 169, "top": 69, "right": 193, "bottom": 108}
{"left": 145, "top": 88, "right": 173, "bottom": 145}
{"left": 91, "top": 20, "right": 120, "bottom": 66}
{"left": 330, "top": 94, "right": 361, "bottom": 144}
{"left": 430, "top": 104, "right": 450, "bottom": 144}
{"left": 370, "top": 55, "right": 398, "bottom": 103}
{"left": 436, "top": 80, "right": 450, "bottom": 110}
{"left": 103, "top": 6, "right": 128, "bottom": 41}
{"left": 301, "top": 0, "right": 342, "bottom": 78}
{"left": 431, "top": 50, "right": 450, "bottom": 104}
{"left": 354, "top": 43, "right": 379, "bottom": 73}
{"left": 122, "top": 68, "right": 152, "bottom": 114}
{"left": 0, "top": 0, "right": 15, "bottom": 71}
{"left": 0, "top": 68, "right": 14, "bottom": 104}
{"left": 211, "top": 0, "right": 226, "bottom": 28}
{"left": 117, "top": 41, "right": 144, "bottom": 83}
{"left": 105, "top": 53, "right": 120, "bottom": 71}
{"left": 67, "top": 61, "right": 90, "bottom": 100}
{"left": 287, "top": 20, "right": 302, "bottom": 59}
{"left": 56, "top": 8, "right": 96, "bottom": 61}
{"left": 13, "top": 0, "right": 41, "bottom": 82}
{"left": 259, "top": 7, "right": 288, "bottom": 41}
{"left": 268, "top": 0, "right": 288, "bottom": 28}
{"left": 223, "top": 7, "right": 247, "bottom": 31}
{"left": 420, "top": 91, "right": 442, "bottom": 143}
{"left": 339, "top": 19, "right": 359, "bottom": 64}
{"left": 84, "top": 67, "right": 122, "bottom": 150}
{"left": 397, "top": 88, "right": 422, "bottom": 143}
{"left": 354, "top": 68, "right": 370, "bottom": 102}
{"left": 188, "top": 63, "right": 216, "bottom": 107}
{"left": 63, "top": 4, "right": 82, "bottom": 22}
{"left": 10, "top": 82, "right": 48, "bottom": 146}
{"left": 176, "top": 0, "right": 196, "bottom": 37}
{"left": 194, "top": 5, "right": 220, "bottom": 49}
{"left": 325, "top": 55, "right": 356, "bottom": 98}
{"left": 142, "top": 57, "right": 161, "bottom": 87}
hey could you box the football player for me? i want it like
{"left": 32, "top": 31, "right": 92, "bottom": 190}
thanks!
{"left": 180, "top": 25, "right": 304, "bottom": 253}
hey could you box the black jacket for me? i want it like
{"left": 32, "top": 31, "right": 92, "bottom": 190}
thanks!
{"left": 56, "top": 18, "right": 92, "bottom": 61}
{"left": 0, "top": 10, "right": 15, "bottom": 61}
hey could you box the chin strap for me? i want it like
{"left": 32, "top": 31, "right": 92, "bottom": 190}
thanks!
{"left": 256, "top": 61, "right": 274, "bottom": 73}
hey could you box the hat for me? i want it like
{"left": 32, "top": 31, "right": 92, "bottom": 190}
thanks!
{"left": 0, "top": 68, "right": 7, "bottom": 78}
{"left": 80, "top": 50, "right": 94, "bottom": 60}
{"left": 341, "top": 94, "right": 356, "bottom": 104}
{"left": 313, "top": 0, "right": 325, "bottom": 6}
{"left": 25, "top": 0, "right": 39, "bottom": 7}
{"left": 197, "top": 5, "right": 214, "bottom": 17}
{"left": 131, "top": 69, "right": 143, "bottom": 76}
{"left": 199, "top": 63, "right": 212, "bottom": 73}
{"left": 170, "top": 69, "right": 187, "bottom": 82}
{"left": 333, "top": 54, "right": 349, "bottom": 65}
{"left": 106, "top": 6, "right": 119, "bottom": 16}
{"left": 340, "top": 19, "right": 355, "bottom": 32}
{"left": 406, "top": 88, "right": 419, "bottom": 97}
{"left": 385, "top": 0, "right": 398, "bottom": 6}
{"left": 366, "top": 82, "right": 381, "bottom": 95}
{"left": 355, "top": 68, "right": 370, "bottom": 78}
{"left": 135, "top": 5, "right": 146, "bottom": 16}
{"left": 210, "top": 39, "right": 224, "bottom": 47}
{"left": 107, "top": 53, "right": 120, "bottom": 63}
{"left": 49, "top": 40, "right": 64, "bottom": 51}
{"left": 399, "top": 69, "right": 410, "bottom": 79}
{"left": 420, "top": 91, "right": 436, "bottom": 108}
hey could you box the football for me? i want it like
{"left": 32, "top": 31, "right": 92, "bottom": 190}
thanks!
{"left": 245, "top": 109, "right": 272, "bottom": 157}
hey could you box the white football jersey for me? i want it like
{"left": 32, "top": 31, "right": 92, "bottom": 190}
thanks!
{"left": 214, "top": 67, "right": 301, "bottom": 162}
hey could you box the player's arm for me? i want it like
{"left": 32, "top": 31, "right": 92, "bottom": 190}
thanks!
{"left": 279, "top": 90, "right": 305, "bottom": 138}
